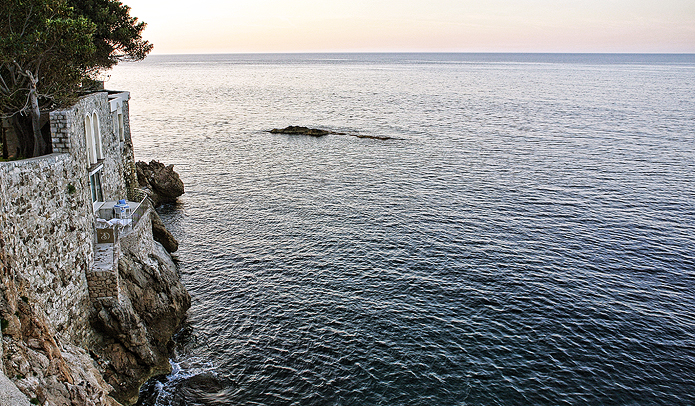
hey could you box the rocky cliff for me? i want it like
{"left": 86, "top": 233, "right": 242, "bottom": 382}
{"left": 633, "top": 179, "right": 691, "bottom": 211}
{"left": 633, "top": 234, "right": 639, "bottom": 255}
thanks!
{"left": 1, "top": 228, "right": 119, "bottom": 405}
{"left": 0, "top": 90, "right": 190, "bottom": 405}
{"left": 0, "top": 205, "right": 190, "bottom": 405}
{"left": 89, "top": 207, "right": 190, "bottom": 405}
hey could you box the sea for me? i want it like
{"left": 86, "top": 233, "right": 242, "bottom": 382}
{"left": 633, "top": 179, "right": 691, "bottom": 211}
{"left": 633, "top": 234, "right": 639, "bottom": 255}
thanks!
{"left": 107, "top": 53, "right": 695, "bottom": 406}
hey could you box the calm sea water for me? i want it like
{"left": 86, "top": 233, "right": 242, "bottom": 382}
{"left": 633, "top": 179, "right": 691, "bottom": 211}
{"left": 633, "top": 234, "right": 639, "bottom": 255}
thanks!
{"left": 108, "top": 53, "right": 695, "bottom": 405}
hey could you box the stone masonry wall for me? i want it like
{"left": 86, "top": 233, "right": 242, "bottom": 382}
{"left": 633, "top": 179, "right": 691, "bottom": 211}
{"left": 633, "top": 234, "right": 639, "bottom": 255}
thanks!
{"left": 119, "top": 208, "right": 153, "bottom": 260}
{"left": 0, "top": 92, "right": 133, "bottom": 346}
{"left": 0, "top": 154, "right": 94, "bottom": 345}
{"left": 49, "top": 112, "right": 73, "bottom": 154}
{"left": 119, "top": 100, "right": 140, "bottom": 201}
{"left": 86, "top": 269, "right": 120, "bottom": 299}
{"left": 85, "top": 206, "right": 153, "bottom": 302}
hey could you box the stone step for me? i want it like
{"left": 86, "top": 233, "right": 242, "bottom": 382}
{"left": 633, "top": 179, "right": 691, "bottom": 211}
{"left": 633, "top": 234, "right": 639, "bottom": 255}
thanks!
{"left": 93, "top": 242, "right": 115, "bottom": 272}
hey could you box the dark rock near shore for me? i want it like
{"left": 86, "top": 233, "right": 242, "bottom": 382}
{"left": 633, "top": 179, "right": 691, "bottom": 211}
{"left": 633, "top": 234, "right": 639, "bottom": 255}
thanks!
{"left": 136, "top": 160, "right": 184, "bottom": 207}
{"left": 151, "top": 210, "right": 179, "bottom": 253}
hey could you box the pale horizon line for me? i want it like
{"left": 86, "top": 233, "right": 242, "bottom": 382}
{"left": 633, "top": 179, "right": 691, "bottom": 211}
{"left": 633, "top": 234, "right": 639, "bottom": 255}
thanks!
{"left": 139, "top": 51, "right": 695, "bottom": 56}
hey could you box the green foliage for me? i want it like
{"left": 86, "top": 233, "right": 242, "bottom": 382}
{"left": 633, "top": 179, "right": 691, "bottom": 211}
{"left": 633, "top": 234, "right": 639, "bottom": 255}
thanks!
{"left": 0, "top": 0, "right": 152, "bottom": 157}
{"left": 21, "top": 295, "right": 29, "bottom": 302}
{"left": 69, "top": 0, "right": 153, "bottom": 69}
{"left": 67, "top": 183, "right": 76, "bottom": 194}
{"left": 0, "top": 0, "right": 98, "bottom": 114}
{"left": 30, "top": 398, "right": 41, "bottom": 405}
{"left": 0, "top": 318, "right": 8, "bottom": 332}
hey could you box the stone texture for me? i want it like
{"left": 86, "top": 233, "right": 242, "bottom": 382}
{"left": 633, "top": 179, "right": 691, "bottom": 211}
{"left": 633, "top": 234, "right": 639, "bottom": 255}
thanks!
{"left": 0, "top": 153, "right": 94, "bottom": 343}
{"left": 135, "top": 160, "right": 184, "bottom": 207}
{"left": 0, "top": 370, "right": 32, "bottom": 406}
{"left": 0, "top": 231, "right": 119, "bottom": 405}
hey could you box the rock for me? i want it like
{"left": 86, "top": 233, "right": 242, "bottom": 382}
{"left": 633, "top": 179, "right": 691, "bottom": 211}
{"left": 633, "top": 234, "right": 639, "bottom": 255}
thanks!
{"left": 268, "top": 125, "right": 394, "bottom": 140}
{"left": 150, "top": 211, "right": 179, "bottom": 253}
{"left": 269, "top": 126, "right": 331, "bottom": 136}
{"left": 89, "top": 211, "right": 190, "bottom": 405}
{"left": 351, "top": 134, "right": 394, "bottom": 140}
{"left": 136, "top": 161, "right": 184, "bottom": 207}
{"left": 0, "top": 291, "right": 120, "bottom": 406}
{"left": 0, "top": 370, "right": 31, "bottom": 406}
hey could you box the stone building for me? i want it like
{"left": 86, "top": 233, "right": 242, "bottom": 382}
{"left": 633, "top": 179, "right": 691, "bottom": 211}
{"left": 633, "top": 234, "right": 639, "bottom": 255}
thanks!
{"left": 0, "top": 90, "right": 190, "bottom": 405}
{"left": 1, "top": 90, "right": 139, "bottom": 334}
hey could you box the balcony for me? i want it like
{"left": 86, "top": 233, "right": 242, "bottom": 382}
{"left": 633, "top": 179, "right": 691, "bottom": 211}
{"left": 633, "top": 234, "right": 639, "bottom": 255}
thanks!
{"left": 94, "top": 197, "right": 147, "bottom": 238}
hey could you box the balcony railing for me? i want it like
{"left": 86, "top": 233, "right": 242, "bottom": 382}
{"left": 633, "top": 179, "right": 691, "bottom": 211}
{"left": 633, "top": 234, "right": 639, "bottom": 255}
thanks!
{"left": 94, "top": 196, "right": 148, "bottom": 235}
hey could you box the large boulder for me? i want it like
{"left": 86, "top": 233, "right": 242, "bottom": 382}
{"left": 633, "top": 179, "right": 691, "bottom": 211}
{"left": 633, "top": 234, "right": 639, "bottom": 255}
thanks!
{"left": 136, "top": 160, "right": 184, "bottom": 207}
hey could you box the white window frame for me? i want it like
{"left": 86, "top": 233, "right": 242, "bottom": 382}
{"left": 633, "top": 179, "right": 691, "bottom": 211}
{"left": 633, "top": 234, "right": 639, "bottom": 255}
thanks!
{"left": 89, "top": 163, "right": 105, "bottom": 211}
{"left": 85, "top": 115, "right": 96, "bottom": 165}
{"left": 92, "top": 112, "right": 103, "bottom": 160}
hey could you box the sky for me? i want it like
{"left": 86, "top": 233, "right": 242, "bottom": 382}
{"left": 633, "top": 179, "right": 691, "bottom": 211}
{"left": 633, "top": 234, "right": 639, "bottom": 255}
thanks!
{"left": 122, "top": 0, "right": 695, "bottom": 54}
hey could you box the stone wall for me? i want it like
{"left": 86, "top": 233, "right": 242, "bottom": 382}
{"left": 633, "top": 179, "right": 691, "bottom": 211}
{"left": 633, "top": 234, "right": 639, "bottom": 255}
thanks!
{"left": 113, "top": 97, "right": 139, "bottom": 201}
{"left": 48, "top": 111, "right": 73, "bottom": 154}
{"left": 0, "top": 92, "right": 136, "bottom": 345}
{"left": 0, "top": 153, "right": 94, "bottom": 345}
{"left": 86, "top": 269, "right": 120, "bottom": 299}
{"left": 119, "top": 208, "right": 154, "bottom": 260}
{"left": 0, "top": 89, "right": 188, "bottom": 405}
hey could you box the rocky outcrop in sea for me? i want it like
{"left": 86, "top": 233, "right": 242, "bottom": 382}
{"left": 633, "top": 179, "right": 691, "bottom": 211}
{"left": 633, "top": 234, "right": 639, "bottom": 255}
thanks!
{"left": 269, "top": 126, "right": 395, "bottom": 140}
{"left": 136, "top": 160, "right": 185, "bottom": 208}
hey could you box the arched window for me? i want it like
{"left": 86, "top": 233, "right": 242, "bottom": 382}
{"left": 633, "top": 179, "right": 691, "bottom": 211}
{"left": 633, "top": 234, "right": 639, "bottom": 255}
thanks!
{"left": 85, "top": 115, "right": 96, "bottom": 165}
{"left": 92, "top": 112, "right": 103, "bottom": 160}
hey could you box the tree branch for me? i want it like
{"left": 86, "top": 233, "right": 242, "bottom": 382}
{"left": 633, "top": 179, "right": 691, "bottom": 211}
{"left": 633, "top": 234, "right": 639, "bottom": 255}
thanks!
{"left": 0, "top": 72, "right": 10, "bottom": 94}
{"left": 19, "top": 4, "right": 34, "bottom": 38}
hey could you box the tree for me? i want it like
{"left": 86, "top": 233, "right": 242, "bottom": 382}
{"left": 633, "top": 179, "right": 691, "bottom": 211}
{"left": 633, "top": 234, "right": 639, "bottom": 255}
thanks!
{"left": 68, "top": 0, "right": 152, "bottom": 70}
{"left": 0, "top": 0, "right": 151, "bottom": 158}
{"left": 0, "top": 0, "right": 97, "bottom": 157}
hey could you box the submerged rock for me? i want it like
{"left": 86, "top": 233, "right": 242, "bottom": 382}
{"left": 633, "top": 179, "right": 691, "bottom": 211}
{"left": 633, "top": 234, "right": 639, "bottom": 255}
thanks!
{"left": 351, "top": 134, "right": 394, "bottom": 140}
{"left": 136, "top": 160, "right": 184, "bottom": 207}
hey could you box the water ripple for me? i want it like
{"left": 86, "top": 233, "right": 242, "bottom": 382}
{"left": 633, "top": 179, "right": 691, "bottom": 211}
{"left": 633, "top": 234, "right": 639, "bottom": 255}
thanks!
{"left": 116, "top": 54, "right": 695, "bottom": 406}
